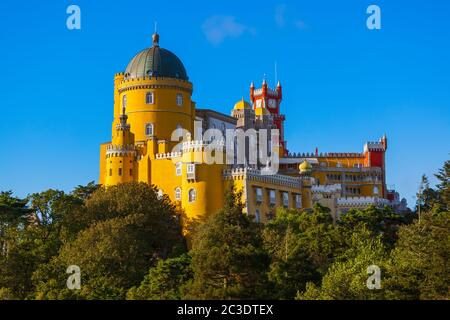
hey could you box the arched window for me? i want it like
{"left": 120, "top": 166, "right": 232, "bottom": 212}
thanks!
{"left": 145, "top": 123, "right": 154, "bottom": 137}
{"left": 122, "top": 94, "right": 127, "bottom": 108}
{"left": 373, "top": 186, "right": 379, "bottom": 195}
{"left": 176, "top": 124, "right": 183, "bottom": 137}
{"left": 176, "top": 93, "right": 183, "bottom": 106}
{"left": 188, "top": 189, "right": 196, "bottom": 202}
{"left": 175, "top": 187, "right": 181, "bottom": 201}
{"left": 146, "top": 92, "right": 154, "bottom": 104}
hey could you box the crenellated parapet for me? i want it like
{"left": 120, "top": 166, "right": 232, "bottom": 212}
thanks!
{"left": 312, "top": 184, "right": 342, "bottom": 194}
{"left": 337, "top": 196, "right": 390, "bottom": 207}
{"left": 155, "top": 151, "right": 182, "bottom": 159}
{"left": 223, "top": 167, "right": 301, "bottom": 189}
{"left": 105, "top": 144, "right": 136, "bottom": 157}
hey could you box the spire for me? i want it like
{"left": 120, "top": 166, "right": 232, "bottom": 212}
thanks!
{"left": 262, "top": 74, "right": 267, "bottom": 86}
{"left": 277, "top": 80, "right": 281, "bottom": 87}
{"left": 250, "top": 81, "right": 254, "bottom": 88}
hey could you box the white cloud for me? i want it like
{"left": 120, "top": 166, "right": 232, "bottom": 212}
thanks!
{"left": 294, "top": 19, "right": 307, "bottom": 29}
{"left": 202, "top": 15, "right": 254, "bottom": 46}
{"left": 275, "top": 4, "right": 286, "bottom": 27}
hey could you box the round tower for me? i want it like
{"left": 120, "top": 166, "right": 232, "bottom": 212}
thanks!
{"left": 117, "top": 32, "right": 194, "bottom": 152}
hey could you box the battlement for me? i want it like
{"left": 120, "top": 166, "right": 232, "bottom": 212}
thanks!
{"left": 106, "top": 144, "right": 136, "bottom": 157}
{"left": 337, "top": 196, "right": 390, "bottom": 207}
{"left": 182, "top": 140, "right": 225, "bottom": 152}
{"left": 364, "top": 141, "right": 385, "bottom": 152}
{"left": 155, "top": 151, "right": 182, "bottom": 159}
{"left": 223, "top": 167, "right": 301, "bottom": 188}
{"left": 285, "top": 152, "right": 364, "bottom": 158}
{"left": 312, "top": 184, "right": 342, "bottom": 194}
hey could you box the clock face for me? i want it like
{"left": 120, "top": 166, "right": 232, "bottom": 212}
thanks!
{"left": 268, "top": 99, "right": 276, "bottom": 108}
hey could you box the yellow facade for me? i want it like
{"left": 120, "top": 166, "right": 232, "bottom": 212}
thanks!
{"left": 99, "top": 32, "right": 396, "bottom": 224}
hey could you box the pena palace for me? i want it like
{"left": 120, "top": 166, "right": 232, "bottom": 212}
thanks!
{"left": 99, "top": 32, "right": 407, "bottom": 223}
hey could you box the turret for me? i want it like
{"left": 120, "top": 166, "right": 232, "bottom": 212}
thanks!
{"left": 105, "top": 106, "right": 136, "bottom": 185}
{"left": 250, "top": 82, "right": 255, "bottom": 102}
{"left": 276, "top": 80, "right": 282, "bottom": 100}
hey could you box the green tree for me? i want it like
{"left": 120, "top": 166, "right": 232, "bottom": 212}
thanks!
{"left": 297, "top": 226, "right": 388, "bottom": 300}
{"left": 384, "top": 211, "right": 450, "bottom": 300}
{"left": 186, "top": 183, "right": 270, "bottom": 299}
{"left": 33, "top": 182, "right": 185, "bottom": 299}
{"left": 263, "top": 204, "right": 341, "bottom": 299}
{"left": 127, "top": 254, "right": 193, "bottom": 300}
{"left": 338, "top": 205, "right": 404, "bottom": 247}
{"left": 435, "top": 159, "right": 450, "bottom": 211}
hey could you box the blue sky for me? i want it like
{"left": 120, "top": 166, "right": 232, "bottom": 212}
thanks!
{"left": 0, "top": 0, "right": 449, "bottom": 207}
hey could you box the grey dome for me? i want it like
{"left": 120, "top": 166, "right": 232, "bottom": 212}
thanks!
{"left": 124, "top": 33, "right": 188, "bottom": 80}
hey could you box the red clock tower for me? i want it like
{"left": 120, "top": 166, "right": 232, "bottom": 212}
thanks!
{"left": 250, "top": 79, "right": 288, "bottom": 156}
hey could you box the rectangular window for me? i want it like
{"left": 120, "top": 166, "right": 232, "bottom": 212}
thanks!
{"left": 255, "top": 209, "right": 261, "bottom": 223}
{"left": 129, "top": 168, "right": 132, "bottom": 176}
{"left": 269, "top": 190, "right": 276, "bottom": 206}
{"left": 146, "top": 92, "right": 154, "bottom": 104}
{"left": 118, "top": 168, "right": 122, "bottom": 176}
{"left": 187, "top": 163, "right": 195, "bottom": 179}
{"left": 295, "top": 194, "right": 301, "bottom": 209}
{"left": 109, "top": 168, "right": 112, "bottom": 176}
{"left": 256, "top": 187, "right": 263, "bottom": 203}
{"left": 175, "top": 162, "right": 182, "bottom": 176}
{"left": 282, "top": 192, "right": 289, "bottom": 207}
{"left": 176, "top": 93, "right": 183, "bottom": 106}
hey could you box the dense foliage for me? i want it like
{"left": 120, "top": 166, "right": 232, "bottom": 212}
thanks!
{"left": 0, "top": 160, "right": 448, "bottom": 300}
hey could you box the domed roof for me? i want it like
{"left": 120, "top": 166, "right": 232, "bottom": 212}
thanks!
{"left": 124, "top": 33, "right": 188, "bottom": 81}
{"left": 299, "top": 160, "right": 312, "bottom": 173}
{"left": 234, "top": 98, "right": 252, "bottom": 110}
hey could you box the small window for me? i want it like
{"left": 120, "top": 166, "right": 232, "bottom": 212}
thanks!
{"left": 269, "top": 190, "right": 276, "bottom": 205}
{"left": 187, "top": 164, "right": 195, "bottom": 179}
{"left": 129, "top": 168, "right": 132, "bottom": 176}
{"left": 188, "top": 188, "right": 196, "bottom": 202}
{"left": 282, "top": 192, "right": 289, "bottom": 207}
{"left": 175, "top": 162, "right": 182, "bottom": 176}
{"left": 122, "top": 94, "right": 127, "bottom": 108}
{"left": 109, "top": 168, "right": 112, "bottom": 176}
{"left": 146, "top": 92, "right": 154, "bottom": 104}
{"left": 295, "top": 194, "right": 301, "bottom": 208}
{"left": 118, "top": 168, "right": 122, "bottom": 176}
{"left": 176, "top": 93, "right": 183, "bottom": 106}
{"left": 175, "top": 187, "right": 181, "bottom": 201}
{"left": 176, "top": 124, "right": 183, "bottom": 137}
{"left": 145, "top": 123, "right": 154, "bottom": 137}
{"left": 256, "top": 187, "right": 263, "bottom": 203}
{"left": 255, "top": 209, "right": 261, "bottom": 223}
{"left": 373, "top": 186, "right": 379, "bottom": 195}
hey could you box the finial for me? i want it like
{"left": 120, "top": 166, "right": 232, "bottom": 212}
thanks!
{"left": 152, "top": 21, "right": 159, "bottom": 47}
{"left": 262, "top": 74, "right": 267, "bottom": 85}
{"left": 250, "top": 81, "right": 254, "bottom": 88}
{"left": 277, "top": 80, "right": 281, "bottom": 87}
